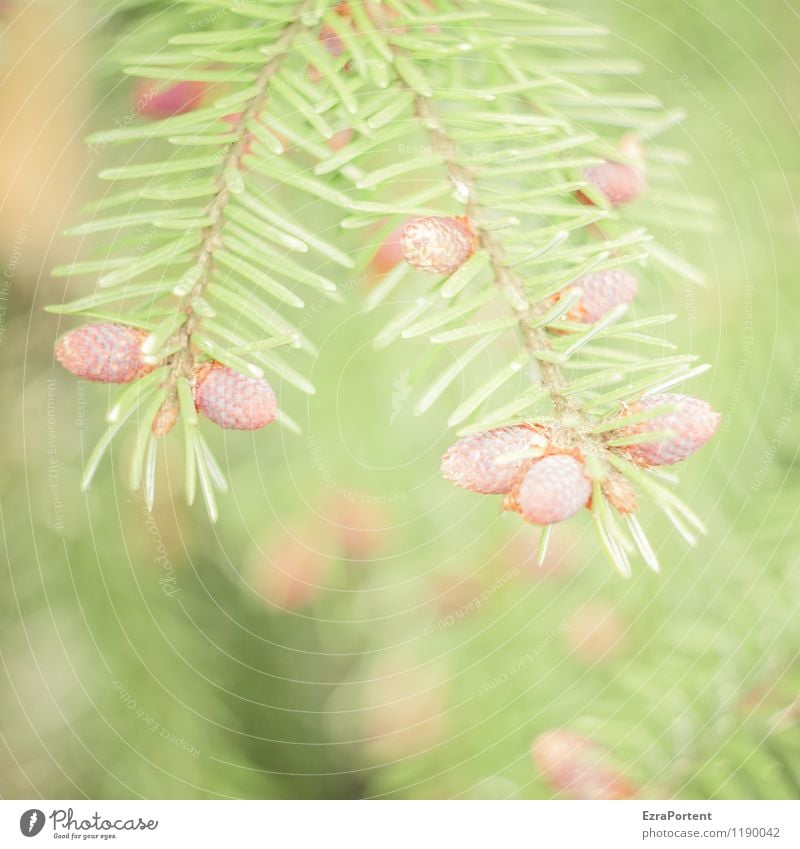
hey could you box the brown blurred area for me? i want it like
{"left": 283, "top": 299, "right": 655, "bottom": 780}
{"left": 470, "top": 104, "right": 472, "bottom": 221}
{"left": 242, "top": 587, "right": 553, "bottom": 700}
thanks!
{"left": 0, "top": 0, "right": 90, "bottom": 276}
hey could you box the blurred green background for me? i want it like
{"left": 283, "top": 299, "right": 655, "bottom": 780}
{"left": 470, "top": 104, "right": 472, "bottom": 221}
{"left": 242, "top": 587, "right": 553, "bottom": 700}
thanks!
{"left": 1, "top": 0, "right": 798, "bottom": 799}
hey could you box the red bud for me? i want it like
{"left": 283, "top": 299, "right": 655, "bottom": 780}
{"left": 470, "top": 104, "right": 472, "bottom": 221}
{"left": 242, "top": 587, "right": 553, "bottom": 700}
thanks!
{"left": 614, "top": 393, "right": 720, "bottom": 466}
{"left": 401, "top": 216, "right": 474, "bottom": 275}
{"left": 506, "top": 455, "right": 591, "bottom": 525}
{"left": 55, "top": 323, "right": 151, "bottom": 384}
{"left": 194, "top": 363, "right": 277, "bottom": 431}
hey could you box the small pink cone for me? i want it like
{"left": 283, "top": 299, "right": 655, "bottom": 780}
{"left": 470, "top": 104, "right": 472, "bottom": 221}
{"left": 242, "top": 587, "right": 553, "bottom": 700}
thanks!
{"left": 532, "top": 730, "right": 637, "bottom": 799}
{"left": 441, "top": 425, "right": 548, "bottom": 495}
{"left": 327, "top": 127, "right": 353, "bottom": 151}
{"left": 400, "top": 216, "right": 474, "bottom": 275}
{"left": 614, "top": 393, "right": 721, "bottom": 466}
{"left": 55, "top": 323, "right": 151, "bottom": 384}
{"left": 193, "top": 362, "right": 277, "bottom": 431}
{"left": 581, "top": 160, "right": 645, "bottom": 207}
{"left": 369, "top": 222, "right": 407, "bottom": 279}
{"left": 135, "top": 79, "right": 207, "bottom": 120}
{"left": 561, "top": 268, "right": 638, "bottom": 324}
{"left": 579, "top": 134, "right": 645, "bottom": 207}
{"left": 508, "top": 455, "right": 591, "bottom": 525}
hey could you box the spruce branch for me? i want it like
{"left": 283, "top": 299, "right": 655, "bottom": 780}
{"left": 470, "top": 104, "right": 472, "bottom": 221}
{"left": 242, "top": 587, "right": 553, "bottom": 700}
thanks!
{"left": 414, "top": 95, "right": 575, "bottom": 419}
{"left": 337, "top": 0, "right": 721, "bottom": 575}
{"left": 49, "top": 0, "right": 721, "bottom": 565}
{"left": 50, "top": 0, "right": 353, "bottom": 519}
{"left": 152, "top": 0, "right": 315, "bottom": 436}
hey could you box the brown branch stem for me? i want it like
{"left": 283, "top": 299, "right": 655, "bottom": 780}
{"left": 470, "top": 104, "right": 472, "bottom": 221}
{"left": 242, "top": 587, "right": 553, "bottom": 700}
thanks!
{"left": 152, "top": 0, "right": 315, "bottom": 435}
{"left": 414, "top": 96, "right": 580, "bottom": 423}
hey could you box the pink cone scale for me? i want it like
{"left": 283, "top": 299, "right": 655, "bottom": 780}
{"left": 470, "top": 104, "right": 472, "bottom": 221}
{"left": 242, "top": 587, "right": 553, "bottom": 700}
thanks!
{"left": 400, "top": 216, "right": 474, "bottom": 275}
{"left": 511, "top": 455, "right": 591, "bottom": 525}
{"left": 614, "top": 393, "right": 720, "bottom": 466}
{"left": 562, "top": 268, "right": 638, "bottom": 324}
{"left": 441, "top": 425, "right": 548, "bottom": 495}
{"left": 55, "top": 323, "right": 151, "bottom": 384}
{"left": 194, "top": 363, "right": 277, "bottom": 431}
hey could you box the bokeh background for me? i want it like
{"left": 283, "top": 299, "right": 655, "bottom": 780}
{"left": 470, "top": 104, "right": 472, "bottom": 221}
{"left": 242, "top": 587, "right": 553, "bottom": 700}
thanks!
{"left": 1, "top": 0, "right": 798, "bottom": 799}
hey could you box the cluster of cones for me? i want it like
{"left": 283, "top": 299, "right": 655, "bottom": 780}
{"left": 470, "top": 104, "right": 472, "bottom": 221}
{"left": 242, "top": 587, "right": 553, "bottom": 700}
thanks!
{"left": 55, "top": 323, "right": 277, "bottom": 433}
{"left": 368, "top": 133, "right": 719, "bottom": 528}
{"left": 441, "top": 394, "right": 720, "bottom": 527}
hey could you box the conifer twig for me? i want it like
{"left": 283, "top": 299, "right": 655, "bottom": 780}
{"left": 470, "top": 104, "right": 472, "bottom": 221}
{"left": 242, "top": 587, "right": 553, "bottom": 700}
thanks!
{"left": 415, "top": 96, "right": 578, "bottom": 421}
{"left": 152, "top": 0, "right": 315, "bottom": 435}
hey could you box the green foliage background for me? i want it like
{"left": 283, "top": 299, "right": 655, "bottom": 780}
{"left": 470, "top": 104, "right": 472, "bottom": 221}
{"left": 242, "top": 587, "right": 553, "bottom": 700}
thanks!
{"left": 1, "top": 0, "right": 798, "bottom": 799}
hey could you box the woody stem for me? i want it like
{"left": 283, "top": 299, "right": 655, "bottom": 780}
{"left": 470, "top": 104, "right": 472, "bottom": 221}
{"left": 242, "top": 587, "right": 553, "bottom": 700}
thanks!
{"left": 152, "top": 0, "right": 315, "bottom": 435}
{"left": 414, "top": 96, "right": 579, "bottom": 422}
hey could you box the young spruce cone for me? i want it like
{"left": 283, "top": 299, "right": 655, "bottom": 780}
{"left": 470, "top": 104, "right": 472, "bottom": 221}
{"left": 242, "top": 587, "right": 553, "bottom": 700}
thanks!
{"left": 505, "top": 455, "right": 592, "bottom": 526}
{"left": 440, "top": 425, "right": 548, "bottom": 495}
{"left": 614, "top": 393, "right": 720, "bottom": 466}
{"left": 580, "top": 134, "right": 645, "bottom": 207}
{"left": 558, "top": 268, "right": 638, "bottom": 324}
{"left": 194, "top": 362, "right": 277, "bottom": 431}
{"left": 56, "top": 323, "right": 151, "bottom": 384}
{"left": 400, "top": 216, "right": 474, "bottom": 275}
